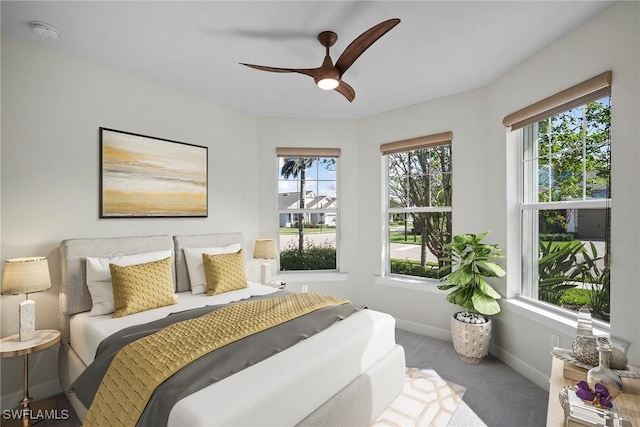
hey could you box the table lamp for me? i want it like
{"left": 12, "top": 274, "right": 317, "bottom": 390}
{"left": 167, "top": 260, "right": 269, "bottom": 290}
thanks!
{"left": 253, "top": 239, "right": 278, "bottom": 284}
{"left": 1, "top": 257, "right": 51, "bottom": 341}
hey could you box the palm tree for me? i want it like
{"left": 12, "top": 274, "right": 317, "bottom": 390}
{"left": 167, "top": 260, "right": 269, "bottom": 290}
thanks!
{"left": 281, "top": 157, "right": 315, "bottom": 254}
{"left": 281, "top": 157, "right": 337, "bottom": 256}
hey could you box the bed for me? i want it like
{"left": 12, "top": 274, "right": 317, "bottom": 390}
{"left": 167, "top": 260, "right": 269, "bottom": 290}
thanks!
{"left": 58, "top": 233, "right": 405, "bottom": 426}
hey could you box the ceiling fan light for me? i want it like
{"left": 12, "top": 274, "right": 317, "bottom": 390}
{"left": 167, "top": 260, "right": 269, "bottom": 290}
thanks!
{"left": 317, "top": 78, "right": 339, "bottom": 90}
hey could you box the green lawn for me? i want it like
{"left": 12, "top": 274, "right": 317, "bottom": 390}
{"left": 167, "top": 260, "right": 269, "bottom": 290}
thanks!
{"left": 390, "top": 232, "right": 422, "bottom": 245}
{"left": 560, "top": 288, "right": 592, "bottom": 306}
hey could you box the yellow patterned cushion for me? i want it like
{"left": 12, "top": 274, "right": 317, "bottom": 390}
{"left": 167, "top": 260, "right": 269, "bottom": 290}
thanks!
{"left": 203, "top": 249, "right": 248, "bottom": 296}
{"left": 110, "top": 256, "right": 177, "bottom": 318}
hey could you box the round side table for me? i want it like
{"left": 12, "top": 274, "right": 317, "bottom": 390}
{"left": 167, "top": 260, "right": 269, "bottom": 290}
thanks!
{"left": 0, "top": 329, "right": 61, "bottom": 426}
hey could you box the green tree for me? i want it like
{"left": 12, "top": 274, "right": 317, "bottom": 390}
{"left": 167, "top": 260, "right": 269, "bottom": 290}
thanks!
{"left": 537, "top": 100, "right": 610, "bottom": 203}
{"left": 389, "top": 146, "right": 452, "bottom": 269}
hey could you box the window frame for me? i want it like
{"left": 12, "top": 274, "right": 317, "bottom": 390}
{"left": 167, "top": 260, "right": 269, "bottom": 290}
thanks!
{"left": 276, "top": 149, "right": 340, "bottom": 274}
{"left": 381, "top": 133, "right": 453, "bottom": 281}
{"left": 518, "top": 97, "right": 612, "bottom": 317}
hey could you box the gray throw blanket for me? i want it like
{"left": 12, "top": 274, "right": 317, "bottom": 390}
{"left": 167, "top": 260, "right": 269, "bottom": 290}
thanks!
{"left": 71, "top": 291, "right": 363, "bottom": 426}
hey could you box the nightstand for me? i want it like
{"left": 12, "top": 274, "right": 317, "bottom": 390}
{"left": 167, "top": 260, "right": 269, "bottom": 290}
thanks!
{"left": 1, "top": 329, "right": 61, "bottom": 426}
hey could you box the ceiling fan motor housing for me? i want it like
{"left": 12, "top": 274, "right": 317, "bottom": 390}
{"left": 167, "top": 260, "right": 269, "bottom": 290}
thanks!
{"left": 318, "top": 31, "right": 338, "bottom": 48}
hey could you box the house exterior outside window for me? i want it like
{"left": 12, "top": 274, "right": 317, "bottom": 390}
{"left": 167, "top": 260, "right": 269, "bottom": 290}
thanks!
{"left": 276, "top": 147, "right": 339, "bottom": 272}
{"left": 381, "top": 132, "right": 453, "bottom": 281}
{"left": 505, "top": 72, "right": 612, "bottom": 322}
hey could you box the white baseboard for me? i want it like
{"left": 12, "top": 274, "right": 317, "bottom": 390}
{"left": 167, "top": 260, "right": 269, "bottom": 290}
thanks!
{"left": 396, "top": 319, "right": 550, "bottom": 391}
{"left": 489, "top": 343, "right": 550, "bottom": 391}
{"left": 1, "top": 379, "right": 62, "bottom": 411}
{"left": 396, "top": 318, "right": 452, "bottom": 342}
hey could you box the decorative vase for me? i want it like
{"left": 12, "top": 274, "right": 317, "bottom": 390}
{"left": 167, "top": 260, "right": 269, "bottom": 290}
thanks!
{"left": 587, "top": 338, "right": 622, "bottom": 400}
{"left": 576, "top": 306, "right": 594, "bottom": 336}
{"left": 572, "top": 335, "right": 600, "bottom": 366}
{"left": 450, "top": 313, "right": 491, "bottom": 364}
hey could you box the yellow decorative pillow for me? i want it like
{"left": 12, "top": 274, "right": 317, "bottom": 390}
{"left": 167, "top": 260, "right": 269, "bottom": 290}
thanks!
{"left": 109, "top": 256, "right": 177, "bottom": 318}
{"left": 203, "top": 249, "right": 248, "bottom": 296}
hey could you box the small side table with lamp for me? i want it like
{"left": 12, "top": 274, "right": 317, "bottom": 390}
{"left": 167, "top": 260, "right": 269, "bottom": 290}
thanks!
{"left": 1, "top": 256, "right": 60, "bottom": 426}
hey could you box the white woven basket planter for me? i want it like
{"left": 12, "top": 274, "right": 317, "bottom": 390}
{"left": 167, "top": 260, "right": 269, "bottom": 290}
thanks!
{"left": 450, "top": 315, "right": 492, "bottom": 364}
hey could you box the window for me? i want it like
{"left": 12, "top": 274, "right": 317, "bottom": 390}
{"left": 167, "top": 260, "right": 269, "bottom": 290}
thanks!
{"left": 277, "top": 148, "right": 339, "bottom": 272}
{"left": 381, "top": 132, "right": 453, "bottom": 280}
{"left": 506, "top": 72, "right": 612, "bottom": 322}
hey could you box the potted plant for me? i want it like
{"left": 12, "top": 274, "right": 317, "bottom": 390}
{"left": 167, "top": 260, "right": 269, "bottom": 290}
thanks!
{"left": 438, "top": 231, "right": 506, "bottom": 364}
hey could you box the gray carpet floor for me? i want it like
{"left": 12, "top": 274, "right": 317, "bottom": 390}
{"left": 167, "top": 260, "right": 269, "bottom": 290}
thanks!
{"left": 31, "top": 328, "right": 548, "bottom": 426}
{"left": 397, "top": 328, "right": 548, "bottom": 426}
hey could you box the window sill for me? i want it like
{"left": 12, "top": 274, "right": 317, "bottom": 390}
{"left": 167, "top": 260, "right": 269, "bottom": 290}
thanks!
{"left": 374, "top": 275, "right": 444, "bottom": 294}
{"left": 503, "top": 296, "right": 610, "bottom": 339}
{"left": 276, "top": 272, "right": 348, "bottom": 283}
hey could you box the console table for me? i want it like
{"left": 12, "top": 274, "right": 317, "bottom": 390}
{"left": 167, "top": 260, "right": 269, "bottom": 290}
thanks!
{"left": 548, "top": 355, "right": 640, "bottom": 426}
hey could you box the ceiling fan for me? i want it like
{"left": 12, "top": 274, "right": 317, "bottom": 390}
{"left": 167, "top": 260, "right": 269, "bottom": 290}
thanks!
{"left": 240, "top": 18, "right": 400, "bottom": 102}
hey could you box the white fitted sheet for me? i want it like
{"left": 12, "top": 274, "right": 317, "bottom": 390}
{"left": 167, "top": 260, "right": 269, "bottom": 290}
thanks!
{"left": 69, "top": 284, "right": 398, "bottom": 426}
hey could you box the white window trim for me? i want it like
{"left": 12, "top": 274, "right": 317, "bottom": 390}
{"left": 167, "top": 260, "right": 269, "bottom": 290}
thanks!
{"left": 388, "top": 207, "right": 453, "bottom": 214}
{"left": 381, "top": 146, "right": 452, "bottom": 281}
{"left": 503, "top": 297, "right": 611, "bottom": 339}
{"left": 517, "top": 100, "right": 611, "bottom": 320}
{"left": 374, "top": 274, "right": 442, "bottom": 291}
{"left": 508, "top": 127, "right": 610, "bottom": 332}
{"left": 522, "top": 200, "right": 611, "bottom": 210}
{"left": 277, "top": 155, "right": 341, "bottom": 274}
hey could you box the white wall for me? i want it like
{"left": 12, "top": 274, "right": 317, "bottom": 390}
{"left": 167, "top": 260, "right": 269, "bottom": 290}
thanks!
{"left": 1, "top": 0, "right": 638, "bottom": 406}
{"left": 255, "top": 117, "right": 359, "bottom": 299}
{"left": 356, "top": 88, "right": 490, "bottom": 339}
{"left": 1, "top": 36, "right": 261, "bottom": 405}
{"left": 491, "top": 0, "right": 640, "bottom": 384}
{"left": 355, "top": 1, "right": 640, "bottom": 389}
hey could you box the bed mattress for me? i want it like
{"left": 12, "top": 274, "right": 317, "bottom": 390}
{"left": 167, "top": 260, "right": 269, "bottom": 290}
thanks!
{"left": 69, "top": 283, "right": 399, "bottom": 426}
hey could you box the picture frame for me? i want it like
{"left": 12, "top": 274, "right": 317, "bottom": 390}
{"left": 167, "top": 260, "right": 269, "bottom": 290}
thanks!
{"left": 100, "top": 127, "right": 208, "bottom": 218}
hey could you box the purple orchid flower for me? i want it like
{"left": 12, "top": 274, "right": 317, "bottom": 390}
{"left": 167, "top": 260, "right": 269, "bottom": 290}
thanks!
{"left": 575, "top": 381, "right": 613, "bottom": 409}
{"left": 593, "top": 383, "right": 613, "bottom": 408}
{"left": 576, "top": 381, "right": 595, "bottom": 401}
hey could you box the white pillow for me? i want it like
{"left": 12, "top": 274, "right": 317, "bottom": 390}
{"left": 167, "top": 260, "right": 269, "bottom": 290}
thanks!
{"left": 183, "top": 244, "right": 242, "bottom": 294}
{"left": 86, "top": 250, "right": 173, "bottom": 316}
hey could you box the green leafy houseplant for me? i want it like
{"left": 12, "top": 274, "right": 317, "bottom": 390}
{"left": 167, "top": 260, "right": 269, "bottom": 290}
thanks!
{"left": 438, "top": 231, "right": 506, "bottom": 317}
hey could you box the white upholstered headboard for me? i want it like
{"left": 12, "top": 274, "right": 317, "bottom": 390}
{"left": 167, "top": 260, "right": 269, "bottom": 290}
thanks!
{"left": 173, "top": 233, "right": 244, "bottom": 293}
{"left": 58, "top": 233, "right": 244, "bottom": 343}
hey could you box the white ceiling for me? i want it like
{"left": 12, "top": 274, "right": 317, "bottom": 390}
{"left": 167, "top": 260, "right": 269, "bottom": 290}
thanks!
{"left": 1, "top": 1, "right": 613, "bottom": 120}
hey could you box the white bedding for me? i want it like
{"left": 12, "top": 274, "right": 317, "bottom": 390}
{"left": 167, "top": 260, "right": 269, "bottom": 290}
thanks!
{"left": 69, "top": 283, "right": 398, "bottom": 426}
{"left": 70, "top": 282, "right": 278, "bottom": 366}
{"left": 170, "top": 306, "right": 397, "bottom": 427}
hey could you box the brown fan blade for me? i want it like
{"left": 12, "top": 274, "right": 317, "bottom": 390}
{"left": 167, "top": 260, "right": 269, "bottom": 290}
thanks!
{"left": 335, "top": 18, "right": 400, "bottom": 76}
{"left": 240, "top": 63, "right": 319, "bottom": 79}
{"left": 334, "top": 80, "right": 355, "bottom": 102}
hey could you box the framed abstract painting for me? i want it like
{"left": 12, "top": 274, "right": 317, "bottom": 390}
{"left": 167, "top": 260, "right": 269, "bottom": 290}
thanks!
{"left": 100, "top": 127, "right": 208, "bottom": 218}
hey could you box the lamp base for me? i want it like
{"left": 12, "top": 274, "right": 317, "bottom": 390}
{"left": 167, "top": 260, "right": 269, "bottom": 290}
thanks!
{"left": 19, "top": 300, "right": 35, "bottom": 342}
{"left": 260, "top": 262, "right": 272, "bottom": 285}
{"left": 3, "top": 399, "right": 57, "bottom": 426}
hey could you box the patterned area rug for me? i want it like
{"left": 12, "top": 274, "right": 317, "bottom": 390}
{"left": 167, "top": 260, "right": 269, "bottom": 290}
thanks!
{"left": 373, "top": 367, "right": 478, "bottom": 427}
